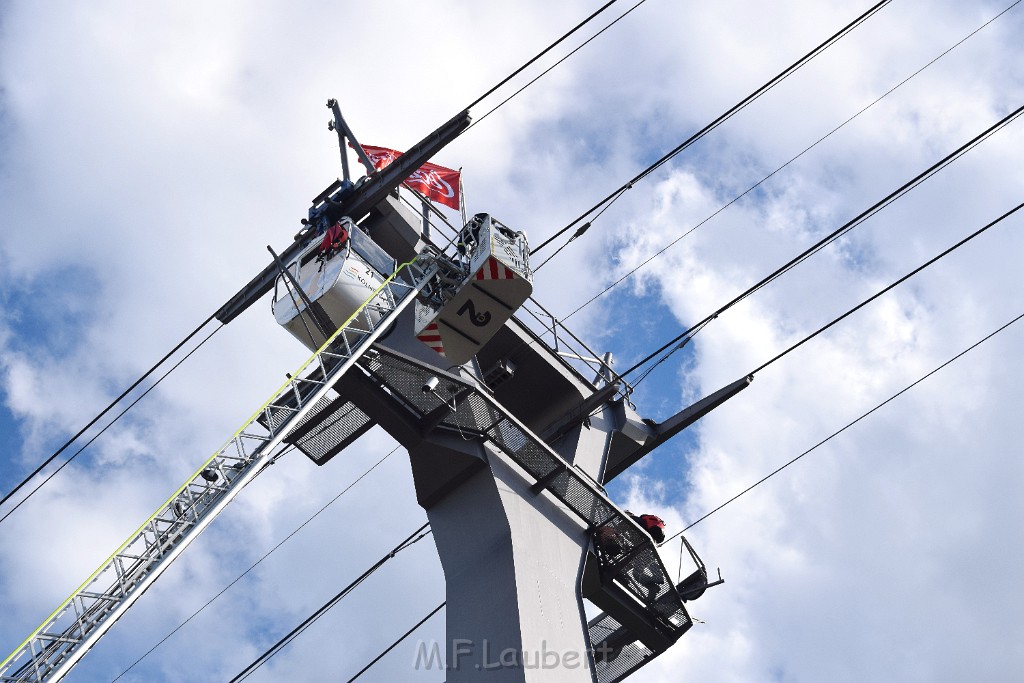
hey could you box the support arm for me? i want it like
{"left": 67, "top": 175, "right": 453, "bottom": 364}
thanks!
{"left": 603, "top": 375, "right": 753, "bottom": 483}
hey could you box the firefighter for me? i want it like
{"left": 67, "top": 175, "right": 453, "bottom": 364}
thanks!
{"left": 629, "top": 512, "right": 666, "bottom": 543}
{"left": 594, "top": 511, "right": 666, "bottom": 558}
{"left": 319, "top": 221, "right": 349, "bottom": 261}
{"left": 625, "top": 511, "right": 667, "bottom": 599}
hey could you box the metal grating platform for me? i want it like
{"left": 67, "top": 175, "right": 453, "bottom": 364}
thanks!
{"left": 588, "top": 613, "right": 655, "bottom": 683}
{"left": 359, "top": 346, "right": 692, "bottom": 646}
{"left": 261, "top": 389, "right": 374, "bottom": 466}
{"left": 287, "top": 397, "right": 373, "bottom": 465}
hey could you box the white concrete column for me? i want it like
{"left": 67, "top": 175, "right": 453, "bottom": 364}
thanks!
{"left": 427, "top": 449, "right": 596, "bottom": 682}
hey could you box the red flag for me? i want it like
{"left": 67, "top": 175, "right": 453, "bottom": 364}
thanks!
{"left": 358, "top": 144, "right": 462, "bottom": 210}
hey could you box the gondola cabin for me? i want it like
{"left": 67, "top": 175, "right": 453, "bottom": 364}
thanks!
{"left": 415, "top": 213, "right": 533, "bottom": 365}
{"left": 272, "top": 219, "right": 397, "bottom": 351}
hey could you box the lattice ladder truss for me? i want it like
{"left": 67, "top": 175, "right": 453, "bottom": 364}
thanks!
{"left": 0, "top": 256, "right": 435, "bottom": 683}
{"left": 359, "top": 348, "right": 693, "bottom": 647}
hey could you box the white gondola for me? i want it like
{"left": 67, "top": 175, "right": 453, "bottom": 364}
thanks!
{"left": 415, "top": 213, "right": 533, "bottom": 365}
{"left": 272, "top": 221, "right": 397, "bottom": 351}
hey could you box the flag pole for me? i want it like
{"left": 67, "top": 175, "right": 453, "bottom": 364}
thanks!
{"left": 459, "top": 170, "right": 467, "bottom": 228}
{"left": 421, "top": 199, "right": 431, "bottom": 241}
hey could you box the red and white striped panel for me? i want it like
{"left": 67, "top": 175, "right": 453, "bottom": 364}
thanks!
{"left": 474, "top": 256, "right": 516, "bottom": 281}
{"left": 417, "top": 322, "right": 446, "bottom": 357}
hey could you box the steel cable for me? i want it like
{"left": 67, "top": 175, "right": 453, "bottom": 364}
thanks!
{"left": 530, "top": 0, "right": 894, "bottom": 255}
{"left": 623, "top": 103, "right": 1024, "bottom": 378}
{"left": 664, "top": 305, "right": 1024, "bottom": 543}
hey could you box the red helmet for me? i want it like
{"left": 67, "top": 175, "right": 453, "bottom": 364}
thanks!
{"left": 639, "top": 514, "right": 665, "bottom": 530}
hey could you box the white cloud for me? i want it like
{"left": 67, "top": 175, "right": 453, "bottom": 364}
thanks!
{"left": 2, "top": 1, "right": 1023, "bottom": 681}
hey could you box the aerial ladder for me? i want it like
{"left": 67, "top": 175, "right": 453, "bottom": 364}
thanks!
{"left": 0, "top": 104, "right": 469, "bottom": 683}
{"left": 2, "top": 101, "right": 747, "bottom": 683}
{"left": 0, "top": 256, "right": 431, "bottom": 683}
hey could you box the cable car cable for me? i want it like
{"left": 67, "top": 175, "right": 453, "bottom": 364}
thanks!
{"left": 0, "top": 319, "right": 222, "bottom": 524}
{"left": 344, "top": 601, "right": 447, "bottom": 683}
{"left": 663, "top": 305, "right": 1024, "bottom": 545}
{"left": 621, "top": 101, "right": 1024, "bottom": 379}
{"left": 468, "top": 0, "right": 651, "bottom": 130}
{"left": 632, "top": 200, "right": 1023, "bottom": 389}
{"left": 489, "top": 3, "right": 1019, "bottom": 394}
{"left": 228, "top": 523, "right": 433, "bottom": 683}
{"left": 462, "top": 0, "right": 624, "bottom": 113}
{"left": 108, "top": 445, "right": 400, "bottom": 682}
{"left": 530, "top": 0, "right": 894, "bottom": 256}
{"left": 518, "top": 95, "right": 1022, "bottom": 396}
{"left": 536, "top": 0, "right": 1021, "bottom": 292}
{"left": 747, "top": 200, "right": 1024, "bottom": 376}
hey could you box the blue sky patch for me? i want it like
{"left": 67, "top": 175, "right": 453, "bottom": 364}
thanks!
{"left": 3, "top": 264, "right": 102, "bottom": 358}
{"left": 593, "top": 274, "right": 704, "bottom": 506}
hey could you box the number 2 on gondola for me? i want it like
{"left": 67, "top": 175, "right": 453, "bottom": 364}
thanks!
{"left": 457, "top": 299, "right": 492, "bottom": 327}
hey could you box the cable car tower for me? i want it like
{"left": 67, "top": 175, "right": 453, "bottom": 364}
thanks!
{"left": 1, "top": 101, "right": 749, "bottom": 683}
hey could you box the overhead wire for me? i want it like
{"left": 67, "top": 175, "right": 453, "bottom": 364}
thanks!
{"left": 664, "top": 305, "right": 1024, "bottom": 544}
{"left": 467, "top": 0, "right": 1021, "bottom": 395}
{"left": 450, "top": 2, "right": 1015, "bottom": 401}
{"left": 748, "top": 201, "right": 1024, "bottom": 376}
{"left": 228, "top": 522, "right": 434, "bottom": 683}
{"left": 622, "top": 102, "right": 1024, "bottom": 379}
{"left": 109, "top": 445, "right": 401, "bottom": 682}
{"left": 0, "top": 323, "right": 223, "bottom": 526}
{"left": 515, "top": 97, "right": 1024, "bottom": 396}
{"left": 468, "top": 0, "right": 651, "bottom": 130}
{"left": 541, "top": 0, "right": 1023, "bottom": 323}
{"left": 462, "top": 0, "right": 624, "bottom": 113}
{"left": 530, "top": 0, "right": 894, "bottom": 256}
{"left": 344, "top": 601, "right": 446, "bottom": 683}
{"left": 0, "top": 313, "right": 220, "bottom": 517}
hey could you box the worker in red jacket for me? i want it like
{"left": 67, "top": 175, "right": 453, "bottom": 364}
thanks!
{"left": 629, "top": 512, "right": 666, "bottom": 543}
{"left": 625, "top": 511, "right": 667, "bottom": 599}
{"left": 595, "top": 511, "right": 666, "bottom": 558}
{"left": 319, "top": 221, "right": 349, "bottom": 260}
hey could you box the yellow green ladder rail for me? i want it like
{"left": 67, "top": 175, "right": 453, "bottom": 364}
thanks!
{"left": 0, "top": 257, "right": 429, "bottom": 683}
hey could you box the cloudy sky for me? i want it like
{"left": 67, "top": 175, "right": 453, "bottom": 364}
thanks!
{"left": 2, "top": 1, "right": 1023, "bottom": 681}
